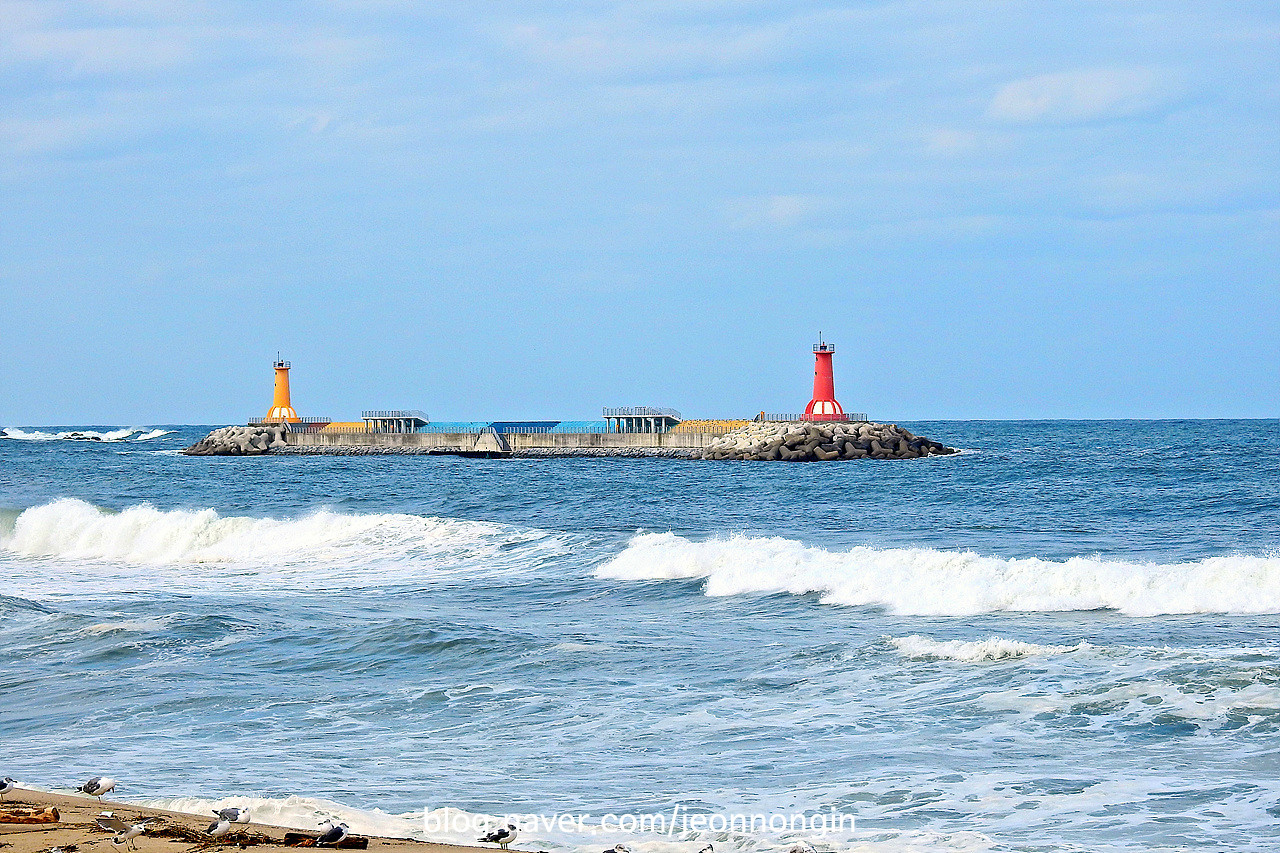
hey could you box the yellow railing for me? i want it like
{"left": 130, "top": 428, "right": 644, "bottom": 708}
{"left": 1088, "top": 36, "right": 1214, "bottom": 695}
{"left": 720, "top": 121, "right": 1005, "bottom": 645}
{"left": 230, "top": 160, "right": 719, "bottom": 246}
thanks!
{"left": 318, "top": 422, "right": 369, "bottom": 434}
{"left": 668, "top": 419, "right": 749, "bottom": 435}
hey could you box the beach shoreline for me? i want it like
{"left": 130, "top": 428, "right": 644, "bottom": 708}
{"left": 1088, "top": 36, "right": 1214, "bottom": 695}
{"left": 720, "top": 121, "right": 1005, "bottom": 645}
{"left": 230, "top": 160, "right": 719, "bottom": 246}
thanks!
{"left": 0, "top": 790, "right": 502, "bottom": 853}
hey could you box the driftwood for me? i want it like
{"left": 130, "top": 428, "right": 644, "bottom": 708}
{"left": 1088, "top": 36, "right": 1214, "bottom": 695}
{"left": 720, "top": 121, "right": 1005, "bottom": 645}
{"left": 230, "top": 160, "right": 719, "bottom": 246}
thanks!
{"left": 0, "top": 806, "right": 59, "bottom": 824}
{"left": 148, "top": 824, "right": 274, "bottom": 847}
{"left": 283, "top": 833, "right": 369, "bottom": 849}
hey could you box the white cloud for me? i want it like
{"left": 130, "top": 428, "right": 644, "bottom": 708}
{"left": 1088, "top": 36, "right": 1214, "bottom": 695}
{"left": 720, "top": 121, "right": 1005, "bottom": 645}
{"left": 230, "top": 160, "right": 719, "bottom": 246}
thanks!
{"left": 986, "top": 67, "right": 1177, "bottom": 124}
{"left": 507, "top": 19, "right": 788, "bottom": 77}
{"left": 924, "top": 128, "right": 979, "bottom": 156}
{"left": 10, "top": 26, "right": 191, "bottom": 75}
{"left": 726, "top": 194, "right": 825, "bottom": 229}
{"left": 0, "top": 114, "right": 117, "bottom": 155}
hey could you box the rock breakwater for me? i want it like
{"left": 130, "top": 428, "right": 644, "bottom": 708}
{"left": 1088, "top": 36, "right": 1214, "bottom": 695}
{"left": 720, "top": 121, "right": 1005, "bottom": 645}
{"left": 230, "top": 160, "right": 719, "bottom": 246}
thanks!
{"left": 182, "top": 422, "right": 957, "bottom": 460}
{"left": 700, "top": 421, "right": 956, "bottom": 461}
{"left": 183, "top": 425, "right": 287, "bottom": 456}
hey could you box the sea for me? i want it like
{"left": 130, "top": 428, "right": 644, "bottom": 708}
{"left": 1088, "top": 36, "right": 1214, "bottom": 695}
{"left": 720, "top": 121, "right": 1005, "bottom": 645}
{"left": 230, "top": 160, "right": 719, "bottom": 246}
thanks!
{"left": 1, "top": 420, "right": 1277, "bottom": 853}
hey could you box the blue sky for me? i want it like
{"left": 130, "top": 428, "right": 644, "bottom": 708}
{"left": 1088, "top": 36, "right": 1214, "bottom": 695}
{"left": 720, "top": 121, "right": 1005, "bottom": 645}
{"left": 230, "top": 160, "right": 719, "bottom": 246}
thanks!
{"left": 1, "top": 1, "right": 1276, "bottom": 423}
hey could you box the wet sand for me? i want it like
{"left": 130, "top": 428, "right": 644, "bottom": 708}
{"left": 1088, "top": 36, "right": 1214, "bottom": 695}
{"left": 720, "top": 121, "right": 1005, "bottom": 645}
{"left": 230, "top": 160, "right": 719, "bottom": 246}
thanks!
{"left": 0, "top": 790, "right": 504, "bottom": 853}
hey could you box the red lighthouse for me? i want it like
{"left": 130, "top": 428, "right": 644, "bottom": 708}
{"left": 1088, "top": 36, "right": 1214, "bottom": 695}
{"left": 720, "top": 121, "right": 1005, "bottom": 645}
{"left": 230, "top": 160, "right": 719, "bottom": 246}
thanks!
{"left": 803, "top": 334, "right": 848, "bottom": 422}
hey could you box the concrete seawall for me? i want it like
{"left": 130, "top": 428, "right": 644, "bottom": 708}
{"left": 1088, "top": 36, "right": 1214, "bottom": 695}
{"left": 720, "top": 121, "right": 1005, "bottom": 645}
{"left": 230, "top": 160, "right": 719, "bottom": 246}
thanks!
{"left": 285, "top": 430, "right": 717, "bottom": 455}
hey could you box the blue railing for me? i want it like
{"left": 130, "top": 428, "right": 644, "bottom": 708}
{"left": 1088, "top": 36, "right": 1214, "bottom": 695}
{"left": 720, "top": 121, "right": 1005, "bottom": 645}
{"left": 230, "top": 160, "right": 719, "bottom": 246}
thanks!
{"left": 602, "top": 406, "right": 682, "bottom": 420}
{"left": 362, "top": 410, "right": 429, "bottom": 421}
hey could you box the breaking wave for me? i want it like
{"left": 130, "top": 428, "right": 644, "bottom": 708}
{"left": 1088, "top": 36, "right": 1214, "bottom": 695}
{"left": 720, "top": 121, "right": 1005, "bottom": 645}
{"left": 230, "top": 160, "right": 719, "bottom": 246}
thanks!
{"left": 889, "top": 634, "right": 1088, "bottom": 661}
{"left": 140, "top": 797, "right": 872, "bottom": 853}
{"left": 0, "top": 500, "right": 566, "bottom": 595}
{"left": 142, "top": 794, "right": 422, "bottom": 839}
{"left": 1, "top": 427, "right": 175, "bottom": 442}
{"left": 596, "top": 532, "right": 1280, "bottom": 616}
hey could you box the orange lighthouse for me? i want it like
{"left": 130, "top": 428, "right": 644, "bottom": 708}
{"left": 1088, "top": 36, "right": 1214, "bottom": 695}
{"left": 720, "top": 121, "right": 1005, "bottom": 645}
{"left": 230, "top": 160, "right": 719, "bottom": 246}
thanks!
{"left": 265, "top": 357, "right": 300, "bottom": 422}
{"left": 803, "top": 334, "right": 848, "bottom": 422}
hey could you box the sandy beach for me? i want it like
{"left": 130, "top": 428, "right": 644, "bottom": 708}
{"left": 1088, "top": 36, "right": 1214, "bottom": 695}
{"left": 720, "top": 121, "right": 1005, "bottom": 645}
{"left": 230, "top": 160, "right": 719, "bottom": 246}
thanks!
{"left": 0, "top": 790, "right": 502, "bottom": 853}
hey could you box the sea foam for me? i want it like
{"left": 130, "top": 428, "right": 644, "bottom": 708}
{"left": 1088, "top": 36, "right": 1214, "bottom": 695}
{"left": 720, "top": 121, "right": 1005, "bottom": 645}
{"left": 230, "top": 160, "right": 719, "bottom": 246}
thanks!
{"left": 0, "top": 427, "right": 174, "bottom": 441}
{"left": 2, "top": 499, "right": 535, "bottom": 564}
{"left": 595, "top": 532, "right": 1280, "bottom": 616}
{"left": 0, "top": 500, "right": 564, "bottom": 599}
{"left": 890, "top": 634, "right": 1086, "bottom": 661}
{"left": 130, "top": 794, "right": 417, "bottom": 839}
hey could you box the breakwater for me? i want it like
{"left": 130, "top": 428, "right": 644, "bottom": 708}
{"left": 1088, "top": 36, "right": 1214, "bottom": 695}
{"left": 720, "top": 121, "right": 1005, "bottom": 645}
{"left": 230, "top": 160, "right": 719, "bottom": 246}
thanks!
{"left": 184, "top": 422, "right": 955, "bottom": 460}
{"left": 183, "top": 424, "right": 288, "bottom": 455}
{"left": 268, "top": 445, "right": 701, "bottom": 458}
{"left": 702, "top": 421, "right": 957, "bottom": 460}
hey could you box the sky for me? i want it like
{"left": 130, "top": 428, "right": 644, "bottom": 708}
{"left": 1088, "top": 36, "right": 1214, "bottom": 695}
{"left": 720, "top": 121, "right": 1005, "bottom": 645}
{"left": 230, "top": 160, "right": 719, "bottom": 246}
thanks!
{"left": 1, "top": 1, "right": 1276, "bottom": 424}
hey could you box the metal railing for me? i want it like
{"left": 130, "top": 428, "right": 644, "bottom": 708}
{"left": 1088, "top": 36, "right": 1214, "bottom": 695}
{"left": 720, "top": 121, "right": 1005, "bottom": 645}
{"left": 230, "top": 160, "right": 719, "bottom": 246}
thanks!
{"left": 417, "top": 425, "right": 494, "bottom": 435}
{"left": 301, "top": 429, "right": 374, "bottom": 437}
{"left": 285, "top": 425, "right": 749, "bottom": 439}
{"left": 249, "top": 416, "right": 332, "bottom": 425}
{"left": 415, "top": 424, "right": 612, "bottom": 435}
{"left": 543, "top": 423, "right": 619, "bottom": 434}
{"left": 753, "top": 412, "right": 870, "bottom": 423}
{"left": 602, "top": 406, "right": 683, "bottom": 420}
{"left": 362, "top": 410, "right": 429, "bottom": 421}
{"left": 669, "top": 423, "right": 741, "bottom": 436}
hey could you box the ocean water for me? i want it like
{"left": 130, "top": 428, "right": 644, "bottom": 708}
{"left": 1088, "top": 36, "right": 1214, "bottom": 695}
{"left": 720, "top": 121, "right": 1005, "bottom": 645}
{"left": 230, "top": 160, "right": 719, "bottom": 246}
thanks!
{"left": 1, "top": 420, "right": 1277, "bottom": 853}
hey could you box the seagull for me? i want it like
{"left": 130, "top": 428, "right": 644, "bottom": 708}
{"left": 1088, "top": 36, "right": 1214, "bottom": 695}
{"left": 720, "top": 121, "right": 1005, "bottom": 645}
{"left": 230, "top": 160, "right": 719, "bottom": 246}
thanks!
{"left": 478, "top": 824, "right": 518, "bottom": 850}
{"left": 213, "top": 808, "right": 251, "bottom": 825}
{"left": 207, "top": 818, "right": 232, "bottom": 838}
{"left": 78, "top": 777, "right": 117, "bottom": 801}
{"left": 0, "top": 778, "right": 15, "bottom": 800}
{"left": 316, "top": 821, "right": 350, "bottom": 846}
{"left": 119, "top": 820, "right": 150, "bottom": 850}
{"left": 96, "top": 812, "right": 130, "bottom": 833}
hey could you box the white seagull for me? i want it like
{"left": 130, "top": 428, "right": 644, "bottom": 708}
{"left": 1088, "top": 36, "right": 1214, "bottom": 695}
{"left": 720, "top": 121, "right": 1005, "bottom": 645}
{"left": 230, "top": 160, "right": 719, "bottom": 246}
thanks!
{"left": 207, "top": 817, "right": 232, "bottom": 839}
{"left": 316, "top": 820, "right": 350, "bottom": 846}
{"left": 78, "top": 777, "right": 117, "bottom": 801}
{"left": 118, "top": 821, "right": 150, "bottom": 851}
{"left": 478, "top": 824, "right": 518, "bottom": 850}
{"left": 0, "top": 777, "right": 15, "bottom": 800}
{"left": 213, "top": 808, "right": 251, "bottom": 825}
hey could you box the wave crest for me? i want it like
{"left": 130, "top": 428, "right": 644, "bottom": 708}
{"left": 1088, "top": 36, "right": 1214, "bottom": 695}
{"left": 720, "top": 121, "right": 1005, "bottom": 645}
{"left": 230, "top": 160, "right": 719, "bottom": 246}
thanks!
{"left": 595, "top": 532, "right": 1280, "bottom": 616}
{"left": 1, "top": 427, "right": 174, "bottom": 442}
{"left": 2, "top": 499, "right": 558, "bottom": 573}
{"left": 144, "top": 794, "right": 421, "bottom": 838}
{"left": 890, "top": 634, "right": 1085, "bottom": 661}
